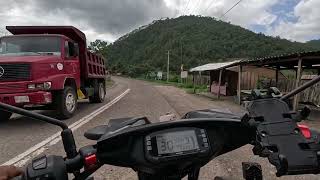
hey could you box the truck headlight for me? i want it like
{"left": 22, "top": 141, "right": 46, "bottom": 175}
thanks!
{"left": 28, "top": 84, "right": 36, "bottom": 89}
{"left": 36, "top": 84, "right": 44, "bottom": 89}
{"left": 43, "top": 82, "right": 52, "bottom": 90}
{"left": 29, "top": 82, "right": 51, "bottom": 90}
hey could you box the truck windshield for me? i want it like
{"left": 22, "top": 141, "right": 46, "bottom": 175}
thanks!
{"left": 0, "top": 36, "right": 61, "bottom": 56}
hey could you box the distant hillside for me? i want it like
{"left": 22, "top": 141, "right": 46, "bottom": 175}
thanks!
{"left": 306, "top": 39, "right": 320, "bottom": 49}
{"left": 106, "top": 15, "right": 319, "bottom": 76}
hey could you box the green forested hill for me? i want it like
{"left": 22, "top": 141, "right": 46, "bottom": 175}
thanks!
{"left": 306, "top": 40, "right": 320, "bottom": 49}
{"left": 101, "top": 16, "right": 319, "bottom": 76}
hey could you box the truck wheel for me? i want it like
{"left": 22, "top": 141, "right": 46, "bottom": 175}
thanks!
{"left": 0, "top": 110, "right": 12, "bottom": 122}
{"left": 55, "top": 86, "right": 77, "bottom": 120}
{"left": 89, "top": 82, "right": 105, "bottom": 103}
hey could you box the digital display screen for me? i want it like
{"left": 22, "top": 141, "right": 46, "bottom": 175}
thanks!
{"left": 156, "top": 130, "right": 199, "bottom": 154}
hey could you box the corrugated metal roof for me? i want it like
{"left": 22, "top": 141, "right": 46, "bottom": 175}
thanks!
{"left": 241, "top": 50, "right": 320, "bottom": 63}
{"left": 190, "top": 50, "right": 320, "bottom": 72}
{"left": 189, "top": 60, "right": 241, "bottom": 72}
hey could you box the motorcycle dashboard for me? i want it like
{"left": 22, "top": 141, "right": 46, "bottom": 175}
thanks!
{"left": 96, "top": 118, "right": 250, "bottom": 174}
{"left": 145, "top": 127, "right": 210, "bottom": 163}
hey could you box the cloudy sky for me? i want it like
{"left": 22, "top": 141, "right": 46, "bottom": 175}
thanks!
{"left": 0, "top": 0, "right": 319, "bottom": 43}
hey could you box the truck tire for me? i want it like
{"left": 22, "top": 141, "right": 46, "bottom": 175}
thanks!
{"left": 89, "top": 81, "right": 105, "bottom": 103}
{"left": 0, "top": 110, "right": 12, "bottom": 122}
{"left": 55, "top": 86, "right": 77, "bottom": 120}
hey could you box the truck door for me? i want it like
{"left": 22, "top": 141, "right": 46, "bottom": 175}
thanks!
{"left": 64, "top": 41, "right": 80, "bottom": 87}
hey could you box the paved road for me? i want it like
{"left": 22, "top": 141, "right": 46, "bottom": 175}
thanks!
{"left": 1, "top": 77, "right": 319, "bottom": 180}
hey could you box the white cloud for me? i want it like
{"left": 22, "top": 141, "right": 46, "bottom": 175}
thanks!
{"left": 267, "top": 0, "right": 320, "bottom": 42}
{"left": 0, "top": 0, "right": 317, "bottom": 42}
{"left": 164, "top": 0, "right": 279, "bottom": 28}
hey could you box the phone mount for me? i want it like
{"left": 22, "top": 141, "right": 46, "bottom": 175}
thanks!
{"left": 242, "top": 98, "right": 320, "bottom": 176}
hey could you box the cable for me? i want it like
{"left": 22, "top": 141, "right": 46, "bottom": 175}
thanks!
{"left": 192, "top": 0, "right": 202, "bottom": 14}
{"left": 204, "top": 0, "right": 215, "bottom": 14}
{"left": 181, "top": 0, "right": 191, "bottom": 15}
{"left": 219, "top": 0, "right": 243, "bottom": 19}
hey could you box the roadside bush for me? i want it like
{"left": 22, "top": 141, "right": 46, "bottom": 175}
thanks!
{"left": 169, "top": 75, "right": 179, "bottom": 83}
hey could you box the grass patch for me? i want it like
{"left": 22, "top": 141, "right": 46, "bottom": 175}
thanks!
{"left": 138, "top": 78, "right": 208, "bottom": 94}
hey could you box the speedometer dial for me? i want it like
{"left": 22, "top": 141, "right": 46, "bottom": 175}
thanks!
{"left": 156, "top": 130, "right": 199, "bottom": 154}
{"left": 145, "top": 127, "right": 210, "bottom": 163}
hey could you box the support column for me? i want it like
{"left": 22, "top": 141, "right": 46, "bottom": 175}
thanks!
{"left": 275, "top": 66, "right": 279, "bottom": 86}
{"left": 218, "top": 69, "right": 223, "bottom": 99}
{"left": 209, "top": 71, "right": 212, "bottom": 93}
{"left": 193, "top": 72, "right": 196, "bottom": 93}
{"left": 293, "top": 58, "right": 302, "bottom": 111}
{"left": 237, "top": 65, "right": 242, "bottom": 105}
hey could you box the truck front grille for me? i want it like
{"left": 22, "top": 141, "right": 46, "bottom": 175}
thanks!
{"left": 0, "top": 63, "right": 31, "bottom": 81}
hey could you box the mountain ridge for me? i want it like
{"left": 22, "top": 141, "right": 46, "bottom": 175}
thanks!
{"left": 105, "top": 15, "right": 319, "bottom": 76}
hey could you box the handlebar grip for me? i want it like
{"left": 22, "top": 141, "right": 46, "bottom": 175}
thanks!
{"left": 25, "top": 155, "right": 68, "bottom": 180}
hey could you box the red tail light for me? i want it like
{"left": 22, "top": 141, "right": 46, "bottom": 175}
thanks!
{"left": 85, "top": 154, "right": 97, "bottom": 168}
{"left": 298, "top": 124, "right": 311, "bottom": 139}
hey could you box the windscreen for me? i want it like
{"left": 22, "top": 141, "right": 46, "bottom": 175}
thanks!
{"left": 0, "top": 36, "right": 61, "bottom": 56}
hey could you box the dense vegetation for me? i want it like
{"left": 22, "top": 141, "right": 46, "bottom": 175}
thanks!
{"left": 89, "top": 15, "right": 320, "bottom": 77}
{"left": 306, "top": 40, "right": 320, "bottom": 49}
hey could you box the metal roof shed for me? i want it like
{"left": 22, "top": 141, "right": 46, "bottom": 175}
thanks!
{"left": 241, "top": 50, "right": 320, "bottom": 110}
{"left": 189, "top": 60, "right": 243, "bottom": 100}
{"left": 189, "top": 60, "right": 241, "bottom": 72}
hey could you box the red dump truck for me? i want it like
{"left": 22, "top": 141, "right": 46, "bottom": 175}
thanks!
{"left": 0, "top": 26, "right": 106, "bottom": 120}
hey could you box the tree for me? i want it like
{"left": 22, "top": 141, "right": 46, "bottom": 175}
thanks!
{"left": 88, "top": 39, "right": 108, "bottom": 56}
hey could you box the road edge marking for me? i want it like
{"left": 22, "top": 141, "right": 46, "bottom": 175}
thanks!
{"left": 2, "top": 88, "right": 131, "bottom": 166}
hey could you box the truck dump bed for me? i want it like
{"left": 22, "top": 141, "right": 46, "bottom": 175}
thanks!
{"left": 86, "top": 51, "right": 106, "bottom": 78}
{"left": 6, "top": 26, "right": 106, "bottom": 80}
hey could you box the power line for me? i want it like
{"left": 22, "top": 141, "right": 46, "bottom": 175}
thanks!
{"left": 219, "top": 0, "right": 243, "bottom": 19}
{"left": 193, "top": 0, "right": 202, "bottom": 14}
{"left": 181, "top": 0, "right": 191, "bottom": 15}
{"left": 203, "top": 0, "right": 215, "bottom": 14}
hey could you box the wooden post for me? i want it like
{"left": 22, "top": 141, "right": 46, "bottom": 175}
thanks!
{"left": 193, "top": 72, "right": 196, "bottom": 93}
{"left": 218, "top": 69, "right": 223, "bottom": 99}
{"left": 199, "top": 71, "right": 202, "bottom": 85}
{"left": 293, "top": 58, "right": 302, "bottom": 111}
{"left": 209, "top": 71, "right": 212, "bottom": 93}
{"left": 275, "top": 66, "right": 279, "bottom": 86}
{"left": 237, "top": 65, "right": 242, "bottom": 105}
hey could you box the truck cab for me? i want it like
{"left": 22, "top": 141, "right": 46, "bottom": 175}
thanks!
{"left": 0, "top": 26, "right": 106, "bottom": 121}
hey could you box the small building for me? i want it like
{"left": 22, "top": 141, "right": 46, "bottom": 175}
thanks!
{"left": 190, "top": 50, "right": 320, "bottom": 110}
{"left": 190, "top": 60, "right": 286, "bottom": 96}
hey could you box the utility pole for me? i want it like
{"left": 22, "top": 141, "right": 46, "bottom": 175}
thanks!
{"left": 166, "top": 50, "right": 170, "bottom": 82}
{"left": 180, "top": 38, "right": 183, "bottom": 66}
{"left": 180, "top": 37, "right": 184, "bottom": 83}
{"left": 180, "top": 38, "right": 183, "bottom": 83}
